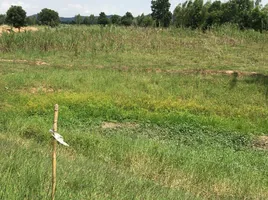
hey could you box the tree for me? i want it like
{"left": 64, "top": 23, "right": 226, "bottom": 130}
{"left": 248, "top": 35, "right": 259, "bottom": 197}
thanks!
{"left": 83, "top": 16, "right": 90, "bottom": 25}
{"left": 26, "top": 16, "right": 37, "bottom": 26}
{"left": 38, "top": 8, "right": 60, "bottom": 27}
{"left": 137, "top": 14, "right": 154, "bottom": 27}
{"left": 5, "top": 6, "right": 26, "bottom": 31}
{"left": 89, "top": 14, "right": 97, "bottom": 25}
{"left": 263, "top": 4, "right": 268, "bottom": 13}
{"left": 250, "top": 7, "right": 268, "bottom": 32}
{"left": 143, "top": 15, "right": 154, "bottom": 27}
{"left": 75, "top": 14, "right": 83, "bottom": 25}
{"left": 111, "top": 15, "right": 121, "bottom": 25}
{"left": 0, "top": 14, "right": 5, "bottom": 25}
{"left": 173, "top": 3, "right": 187, "bottom": 28}
{"left": 136, "top": 14, "right": 145, "bottom": 26}
{"left": 151, "top": 0, "right": 172, "bottom": 27}
{"left": 173, "top": 0, "right": 207, "bottom": 29}
{"left": 262, "top": 5, "right": 268, "bottom": 30}
{"left": 98, "top": 12, "right": 109, "bottom": 25}
{"left": 121, "top": 12, "right": 134, "bottom": 26}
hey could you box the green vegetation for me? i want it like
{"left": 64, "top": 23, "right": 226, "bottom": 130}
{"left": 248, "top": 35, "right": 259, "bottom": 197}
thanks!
{"left": 0, "top": 26, "right": 268, "bottom": 199}
{"left": 151, "top": 0, "right": 172, "bottom": 27}
{"left": 0, "top": 14, "right": 5, "bottom": 25}
{"left": 5, "top": 6, "right": 27, "bottom": 31}
{"left": 1, "top": 0, "right": 268, "bottom": 31}
{"left": 37, "top": 8, "right": 60, "bottom": 27}
{"left": 98, "top": 12, "right": 109, "bottom": 26}
{"left": 173, "top": 0, "right": 268, "bottom": 32}
{"left": 121, "top": 12, "right": 134, "bottom": 26}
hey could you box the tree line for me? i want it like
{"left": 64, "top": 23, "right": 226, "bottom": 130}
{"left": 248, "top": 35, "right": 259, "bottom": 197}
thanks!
{"left": 0, "top": 0, "right": 268, "bottom": 32}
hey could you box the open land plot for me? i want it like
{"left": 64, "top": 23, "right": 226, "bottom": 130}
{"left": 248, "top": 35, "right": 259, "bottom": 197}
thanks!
{"left": 0, "top": 25, "right": 268, "bottom": 199}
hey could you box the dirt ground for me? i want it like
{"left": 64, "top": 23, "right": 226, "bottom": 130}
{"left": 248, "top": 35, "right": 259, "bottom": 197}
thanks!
{"left": 0, "top": 25, "right": 38, "bottom": 34}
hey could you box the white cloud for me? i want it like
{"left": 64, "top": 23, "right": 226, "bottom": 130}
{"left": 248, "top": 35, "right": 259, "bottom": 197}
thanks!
{"left": 66, "top": 4, "right": 83, "bottom": 10}
{"left": 60, "top": 3, "right": 88, "bottom": 16}
{"left": 0, "top": 1, "right": 39, "bottom": 15}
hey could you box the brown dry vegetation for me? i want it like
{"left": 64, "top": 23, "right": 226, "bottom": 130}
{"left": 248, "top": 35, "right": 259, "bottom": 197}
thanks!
{"left": 0, "top": 25, "right": 38, "bottom": 34}
{"left": 0, "top": 58, "right": 49, "bottom": 66}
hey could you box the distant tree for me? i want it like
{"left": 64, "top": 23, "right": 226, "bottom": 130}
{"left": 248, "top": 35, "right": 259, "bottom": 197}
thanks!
{"left": 136, "top": 14, "right": 144, "bottom": 26}
{"left": 173, "top": 0, "right": 207, "bottom": 29}
{"left": 262, "top": 4, "right": 268, "bottom": 14}
{"left": 221, "top": 0, "right": 254, "bottom": 29}
{"left": 137, "top": 14, "right": 154, "bottom": 27}
{"left": 75, "top": 14, "right": 83, "bottom": 25}
{"left": 205, "top": 8, "right": 223, "bottom": 28}
{"left": 83, "top": 16, "right": 90, "bottom": 25}
{"left": 0, "top": 14, "right": 5, "bottom": 25}
{"left": 188, "top": 0, "right": 205, "bottom": 29}
{"left": 111, "top": 15, "right": 121, "bottom": 25}
{"left": 262, "top": 4, "right": 268, "bottom": 30}
{"left": 98, "top": 12, "right": 109, "bottom": 25}
{"left": 121, "top": 12, "right": 134, "bottom": 26}
{"left": 26, "top": 16, "right": 37, "bottom": 26}
{"left": 173, "top": 0, "right": 268, "bottom": 31}
{"left": 151, "top": 0, "right": 172, "bottom": 27}
{"left": 38, "top": 8, "right": 60, "bottom": 27}
{"left": 144, "top": 15, "right": 155, "bottom": 27}
{"left": 173, "top": 4, "right": 183, "bottom": 27}
{"left": 250, "top": 7, "right": 268, "bottom": 32}
{"left": 5, "top": 6, "right": 26, "bottom": 32}
{"left": 89, "top": 14, "right": 97, "bottom": 25}
{"left": 255, "top": 0, "right": 262, "bottom": 7}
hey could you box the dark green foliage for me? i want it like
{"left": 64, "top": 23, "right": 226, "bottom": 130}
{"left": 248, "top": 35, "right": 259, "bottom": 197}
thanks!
{"left": 121, "top": 12, "right": 134, "bottom": 26}
{"left": 26, "top": 16, "right": 37, "bottom": 26}
{"left": 151, "top": 0, "right": 172, "bottom": 27}
{"left": 74, "top": 14, "right": 83, "bottom": 25}
{"left": 89, "top": 14, "right": 97, "bottom": 25}
{"left": 190, "top": 0, "right": 205, "bottom": 29}
{"left": 98, "top": 12, "right": 109, "bottom": 26}
{"left": 37, "top": 8, "right": 60, "bottom": 27}
{"left": 173, "top": 0, "right": 268, "bottom": 32}
{"left": 250, "top": 7, "right": 267, "bottom": 32}
{"left": 203, "top": 1, "right": 223, "bottom": 28}
{"left": 5, "top": 6, "right": 26, "bottom": 31}
{"left": 111, "top": 15, "right": 121, "bottom": 25}
{"left": 137, "top": 14, "right": 154, "bottom": 27}
{"left": 0, "top": 14, "right": 5, "bottom": 25}
{"left": 173, "top": 0, "right": 207, "bottom": 29}
{"left": 173, "top": 4, "right": 185, "bottom": 28}
{"left": 82, "top": 16, "right": 90, "bottom": 25}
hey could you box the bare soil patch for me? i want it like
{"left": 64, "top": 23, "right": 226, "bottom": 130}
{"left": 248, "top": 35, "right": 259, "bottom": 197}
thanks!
{"left": 30, "top": 87, "right": 61, "bottom": 94}
{"left": 253, "top": 136, "right": 268, "bottom": 150}
{"left": 96, "top": 65, "right": 262, "bottom": 77}
{"left": 102, "top": 122, "right": 139, "bottom": 129}
{"left": 0, "top": 59, "right": 49, "bottom": 66}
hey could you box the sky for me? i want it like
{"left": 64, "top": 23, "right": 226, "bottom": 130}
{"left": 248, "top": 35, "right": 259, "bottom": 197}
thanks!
{"left": 0, "top": 0, "right": 268, "bottom": 17}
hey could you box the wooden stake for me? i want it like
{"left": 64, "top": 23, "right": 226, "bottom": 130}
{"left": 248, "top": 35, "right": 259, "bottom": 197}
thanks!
{"left": 52, "top": 104, "right": 59, "bottom": 200}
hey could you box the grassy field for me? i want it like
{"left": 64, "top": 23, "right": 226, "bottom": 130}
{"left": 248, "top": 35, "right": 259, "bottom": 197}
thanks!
{"left": 0, "top": 25, "right": 268, "bottom": 199}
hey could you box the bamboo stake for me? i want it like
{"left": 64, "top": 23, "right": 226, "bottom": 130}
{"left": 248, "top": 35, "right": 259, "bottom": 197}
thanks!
{"left": 52, "top": 104, "right": 59, "bottom": 200}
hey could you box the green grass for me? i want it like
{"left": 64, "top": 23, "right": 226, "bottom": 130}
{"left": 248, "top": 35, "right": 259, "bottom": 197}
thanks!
{"left": 0, "top": 25, "right": 268, "bottom": 199}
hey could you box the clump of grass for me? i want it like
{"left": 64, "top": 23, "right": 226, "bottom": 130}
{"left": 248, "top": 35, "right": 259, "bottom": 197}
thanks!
{"left": 0, "top": 25, "right": 268, "bottom": 72}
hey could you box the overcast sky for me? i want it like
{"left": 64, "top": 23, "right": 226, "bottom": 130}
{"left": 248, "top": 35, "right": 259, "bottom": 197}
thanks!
{"left": 1, "top": 0, "right": 268, "bottom": 17}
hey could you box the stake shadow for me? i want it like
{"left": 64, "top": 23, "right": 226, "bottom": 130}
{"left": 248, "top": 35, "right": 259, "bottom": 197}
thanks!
{"left": 244, "top": 73, "right": 268, "bottom": 103}
{"left": 229, "top": 72, "right": 239, "bottom": 89}
{"left": 228, "top": 72, "right": 268, "bottom": 103}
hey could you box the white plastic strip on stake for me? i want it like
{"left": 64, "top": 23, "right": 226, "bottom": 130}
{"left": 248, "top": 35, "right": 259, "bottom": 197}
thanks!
{"left": 49, "top": 129, "right": 70, "bottom": 147}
